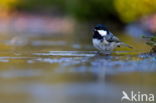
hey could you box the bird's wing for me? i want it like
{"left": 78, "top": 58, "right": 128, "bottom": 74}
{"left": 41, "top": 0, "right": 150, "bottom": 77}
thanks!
{"left": 111, "top": 36, "right": 120, "bottom": 42}
{"left": 107, "top": 32, "right": 120, "bottom": 42}
{"left": 107, "top": 32, "right": 133, "bottom": 48}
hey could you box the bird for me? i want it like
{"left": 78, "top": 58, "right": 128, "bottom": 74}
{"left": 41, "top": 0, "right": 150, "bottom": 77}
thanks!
{"left": 92, "top": 24, "right": 132, "bottom": 54}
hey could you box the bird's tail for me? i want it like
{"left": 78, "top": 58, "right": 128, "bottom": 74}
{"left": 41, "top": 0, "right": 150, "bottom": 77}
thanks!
{"left": 120, "top": 42, "right": 133, "bottom": 49}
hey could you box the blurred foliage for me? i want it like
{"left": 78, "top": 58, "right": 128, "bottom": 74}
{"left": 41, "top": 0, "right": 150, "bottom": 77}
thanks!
{"left": 14, "top": 0, "right": 116, "bottom": 21}
{"left": 1, "top": 0, "right": 156, "bottom": 23}
{"left": 143, "top": 36, "right": 156, "bottom": 52}
{"left": 0, "top": 0, "right": 19, "bottom": 18}
{"left": 0, "top": 0, "right": 19, "bottom": 10}
{"left": 15, "top": 0, "right": 66, "bottom": 13}
{"left": 64, "top": 0, "right": 115, "bottom": 20}
{"left": 115, "top": 0, "right": 156, "bottom": 23}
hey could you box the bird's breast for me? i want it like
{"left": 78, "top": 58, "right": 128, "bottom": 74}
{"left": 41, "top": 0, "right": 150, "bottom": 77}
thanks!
{"left": 92, "top": 39, "right": 101, "bottom": 46}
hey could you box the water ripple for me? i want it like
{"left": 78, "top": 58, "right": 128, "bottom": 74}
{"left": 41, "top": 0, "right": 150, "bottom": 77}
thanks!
{"left": 33, "top": 51, "right": 97, "bottom": 57}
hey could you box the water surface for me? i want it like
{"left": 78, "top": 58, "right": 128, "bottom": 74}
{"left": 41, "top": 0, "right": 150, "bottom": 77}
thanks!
{"left": 0, "top": 31, "right": 155, "bottom": 103}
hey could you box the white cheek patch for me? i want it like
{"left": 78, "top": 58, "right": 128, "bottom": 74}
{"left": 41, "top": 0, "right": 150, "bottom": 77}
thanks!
{"left": 98, "top": 30, "right": 107, "bottom": 36}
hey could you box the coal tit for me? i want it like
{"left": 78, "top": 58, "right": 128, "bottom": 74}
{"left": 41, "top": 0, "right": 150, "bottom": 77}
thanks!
{"left": 92, "top": 24, "right": 132, "bottom": 54}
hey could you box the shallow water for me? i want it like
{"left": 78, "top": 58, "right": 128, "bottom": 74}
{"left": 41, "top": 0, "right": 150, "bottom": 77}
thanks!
{"left": 0, "top": 32, "right": 155, "bottom": 103}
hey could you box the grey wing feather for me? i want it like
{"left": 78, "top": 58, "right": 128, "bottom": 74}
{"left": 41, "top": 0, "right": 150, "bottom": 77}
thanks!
{"left": 107, "top": 32, "right": 120, "bottom": 42}
{"left": 111, "top": 36, "right": 120, "bottom": 42}
{"left": 108, "top": 32, "right": 133, "bottom": 48}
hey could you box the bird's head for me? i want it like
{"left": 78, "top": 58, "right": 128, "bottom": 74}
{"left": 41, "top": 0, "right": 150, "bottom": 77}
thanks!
{"left": 94, "top": 24, "right": 109, "bottom": 36}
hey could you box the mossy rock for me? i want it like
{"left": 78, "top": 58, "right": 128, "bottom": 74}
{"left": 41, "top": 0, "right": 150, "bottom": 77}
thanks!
{"left": 143, "top": 35, "right": 156, "bottom": 53}
{"left": 151, "top": 46, "right": 156, "bottom": 52}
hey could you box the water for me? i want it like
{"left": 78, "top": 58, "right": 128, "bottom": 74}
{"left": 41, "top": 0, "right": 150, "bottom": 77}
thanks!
{"left": 0, "top": 32, "right": 155, "bottom": 103}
